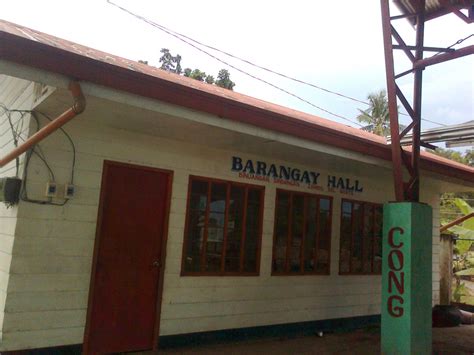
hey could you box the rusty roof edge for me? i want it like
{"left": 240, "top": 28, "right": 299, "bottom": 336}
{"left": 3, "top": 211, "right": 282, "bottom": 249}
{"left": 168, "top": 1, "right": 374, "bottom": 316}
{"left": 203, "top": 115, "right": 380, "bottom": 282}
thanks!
{"left": 0, "top": 19, "right": 387, "bottom": 144}
{"left": 0, "top": 24, "right": 473, "bottom": 184}
{"left": 0, "top": 29, "right": 389, "bottom": 147}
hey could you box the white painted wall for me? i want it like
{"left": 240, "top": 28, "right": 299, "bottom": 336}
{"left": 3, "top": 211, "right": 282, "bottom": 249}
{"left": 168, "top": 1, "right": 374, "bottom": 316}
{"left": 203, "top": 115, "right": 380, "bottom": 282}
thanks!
{"left": 0, "top": 86, "right": 449, "bottom": 351}
{"left": 0, "top": 76, "right": 41, "bottom": 342}
{"left": 422, "top": 188, "right": 441, "bottom": 306}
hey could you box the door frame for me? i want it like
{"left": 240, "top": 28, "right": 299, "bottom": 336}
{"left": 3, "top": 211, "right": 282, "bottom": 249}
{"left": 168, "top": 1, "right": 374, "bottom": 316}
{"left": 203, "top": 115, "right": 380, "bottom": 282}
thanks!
{"left": 83, "top": 160, "right": 174, "bottom": 353}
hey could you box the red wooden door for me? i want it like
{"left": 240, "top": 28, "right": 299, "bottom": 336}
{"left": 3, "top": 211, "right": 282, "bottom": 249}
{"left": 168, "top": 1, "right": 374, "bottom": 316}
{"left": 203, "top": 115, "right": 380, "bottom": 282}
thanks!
{"left": 84, "top": 161, "right": 172, "bottom": 354}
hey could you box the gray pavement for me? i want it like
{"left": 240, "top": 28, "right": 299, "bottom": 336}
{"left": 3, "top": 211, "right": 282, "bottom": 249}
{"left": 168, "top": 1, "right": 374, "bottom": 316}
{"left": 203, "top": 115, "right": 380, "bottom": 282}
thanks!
{"left": 132, "top": 324, "right": 474, "bottom": 354}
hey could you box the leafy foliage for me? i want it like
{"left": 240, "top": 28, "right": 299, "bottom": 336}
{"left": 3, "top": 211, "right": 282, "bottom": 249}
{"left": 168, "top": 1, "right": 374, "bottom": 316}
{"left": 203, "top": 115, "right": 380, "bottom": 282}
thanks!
{"left": 205, "top": 75, "right": 215, "bottom": 84}
{"left": 158, "top": 49, "right": 182, "bottom": 74}
{"left": 357, "top": 90, "right": 391, "bottom": 137}
{"left": 455, "top": 198, "right": 474, "bottom": 218}
{"left": 215, "top": 69, "right": 235, "bottom": 90}
{"left": 432, "top": 148, "right": 473, "bottom": 167}
{"left": 437, "top": 150, "right": 473, "bottom": 225}
{"left": 187, "top": 68, "right": 207, "bottom": 81}
{"left": 453, "top": 281, "right": 467, "bottom": 302}
{"left": 447, "top": 198, "right": 474, "bottom": 257}
{"left": 451, "top": 201, "right": 474, "bottom": 304}
{"left": 158, "top": 49, "right": 235, "bottom": 90}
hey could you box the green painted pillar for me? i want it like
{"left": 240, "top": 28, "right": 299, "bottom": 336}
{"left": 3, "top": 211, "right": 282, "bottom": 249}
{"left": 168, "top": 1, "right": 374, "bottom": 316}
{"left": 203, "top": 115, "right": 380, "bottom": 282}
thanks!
{"left": 381, "top": 202, "right": 432, "bottom": 354}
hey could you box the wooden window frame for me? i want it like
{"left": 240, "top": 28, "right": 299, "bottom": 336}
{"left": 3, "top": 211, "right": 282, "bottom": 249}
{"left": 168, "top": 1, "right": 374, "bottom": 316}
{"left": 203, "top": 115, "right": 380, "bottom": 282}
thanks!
{"left": 338, "top": 198, "right": 383, "bottom": 275}
{"left": 271, "top": 188, "right": 333, "bottom": 276}
{"left": 181, "top": 175, "right": 265, "bottom": 276}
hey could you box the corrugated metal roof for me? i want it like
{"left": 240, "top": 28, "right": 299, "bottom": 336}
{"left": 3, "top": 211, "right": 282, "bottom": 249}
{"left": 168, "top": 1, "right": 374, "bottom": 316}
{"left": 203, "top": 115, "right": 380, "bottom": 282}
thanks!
{"left": 394, "top": 0, "right": 473, "bottom": 23}
{"left": 0, "top": 19, "right": 386, "bottom": 145}
{"left": 0, "top": 19, "right": 473, "bottom": 184}
{"left": 396, "top": 0, "right": 448, "bottom": 14}
{"left": 399, "top": 121, "right": 474, "bottom": 147}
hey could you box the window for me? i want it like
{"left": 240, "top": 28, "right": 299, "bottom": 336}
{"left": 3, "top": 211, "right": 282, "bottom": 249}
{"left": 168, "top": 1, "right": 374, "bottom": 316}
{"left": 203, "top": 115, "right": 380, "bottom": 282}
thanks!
{"left": 339, "top": 199, "right": 383, "bottom": 275}
{"left": 182, "top": 176, "right": 264, "bottom": 275}
{"left": 272, "top": 189, "right": 332, "bottom": 275}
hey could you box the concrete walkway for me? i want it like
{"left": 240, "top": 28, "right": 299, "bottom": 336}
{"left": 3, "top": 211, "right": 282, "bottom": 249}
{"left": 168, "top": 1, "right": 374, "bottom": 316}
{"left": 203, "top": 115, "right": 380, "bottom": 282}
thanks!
{"left": 144, "top": 325, "right": 474, "bottom": 354}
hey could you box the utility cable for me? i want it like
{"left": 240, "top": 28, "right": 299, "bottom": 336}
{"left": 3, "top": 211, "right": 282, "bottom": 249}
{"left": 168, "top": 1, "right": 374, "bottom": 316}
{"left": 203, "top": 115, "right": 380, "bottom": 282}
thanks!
{"left": 4, "top": 109, "right": 21, "bottom": 176}
{"left": 0, "top": 104, "right": 76, "bottom": 206}
{"left": 107, "top": 0, "right": 447, "bottom": 128}
{"left": 0, "top": 104, "right": 76, "bottom": 184}
{"left": 36, "top": 111, "right": 76, "bottom": 184}
{"left": 20, "top": 113, "right": 67, "bottom": 206}
{"left": 107, "top": 0, "right": 363, "bottom": 127}
{"left": 435, "top": 33, "right": 474, "bottom": 55}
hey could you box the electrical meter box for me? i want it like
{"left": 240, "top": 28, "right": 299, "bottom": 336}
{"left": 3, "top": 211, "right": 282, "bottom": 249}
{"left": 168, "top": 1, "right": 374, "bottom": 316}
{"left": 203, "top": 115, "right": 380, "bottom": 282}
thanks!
{"left": 0, "top": 177, "right": 22, "bottom": 205}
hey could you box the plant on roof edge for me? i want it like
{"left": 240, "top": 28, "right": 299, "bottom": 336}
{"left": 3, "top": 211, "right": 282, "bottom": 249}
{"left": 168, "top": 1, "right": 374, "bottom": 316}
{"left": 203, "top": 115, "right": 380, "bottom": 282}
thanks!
{"left": 159, "top": 48, "right": 182, "bottom": 74}
{"left": 158, "top": 48, "right": 235, "bottom": 90}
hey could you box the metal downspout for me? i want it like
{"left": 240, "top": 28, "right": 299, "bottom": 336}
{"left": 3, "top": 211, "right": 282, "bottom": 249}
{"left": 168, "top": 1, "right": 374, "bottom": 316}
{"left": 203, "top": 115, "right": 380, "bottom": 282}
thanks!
{"left": 0, "top": 81, "right": 86, "bottom": 169}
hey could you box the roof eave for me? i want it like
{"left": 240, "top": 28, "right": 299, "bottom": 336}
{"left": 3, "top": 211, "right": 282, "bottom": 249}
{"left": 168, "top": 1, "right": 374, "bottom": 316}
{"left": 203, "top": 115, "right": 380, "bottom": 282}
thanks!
{"left": 0, "top": 30, "right": 473, "bottom": 185}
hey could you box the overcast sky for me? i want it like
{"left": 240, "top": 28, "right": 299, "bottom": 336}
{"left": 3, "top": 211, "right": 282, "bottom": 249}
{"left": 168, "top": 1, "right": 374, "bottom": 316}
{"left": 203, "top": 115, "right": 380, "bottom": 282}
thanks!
{"left": 2, "top": 0, "right": 473, "bottom": 136}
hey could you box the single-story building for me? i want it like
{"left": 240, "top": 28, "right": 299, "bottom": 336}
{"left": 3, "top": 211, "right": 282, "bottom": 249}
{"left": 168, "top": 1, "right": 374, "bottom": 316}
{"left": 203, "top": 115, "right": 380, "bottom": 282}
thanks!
{"left": 0, "top": 19, "right": 473, "bottom": 354}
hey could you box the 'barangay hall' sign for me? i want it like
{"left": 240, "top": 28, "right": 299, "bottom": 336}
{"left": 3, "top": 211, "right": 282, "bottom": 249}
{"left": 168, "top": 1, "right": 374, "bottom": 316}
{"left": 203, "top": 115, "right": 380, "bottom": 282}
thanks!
{"left": 231, "top": 156, "right": 363, "bottom": 194}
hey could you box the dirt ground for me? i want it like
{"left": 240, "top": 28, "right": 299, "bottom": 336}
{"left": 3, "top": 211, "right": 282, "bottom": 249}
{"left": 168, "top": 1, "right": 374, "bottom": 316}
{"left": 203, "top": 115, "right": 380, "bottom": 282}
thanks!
{"left": 138, "top": 325, "right": 474, "bottom": 355}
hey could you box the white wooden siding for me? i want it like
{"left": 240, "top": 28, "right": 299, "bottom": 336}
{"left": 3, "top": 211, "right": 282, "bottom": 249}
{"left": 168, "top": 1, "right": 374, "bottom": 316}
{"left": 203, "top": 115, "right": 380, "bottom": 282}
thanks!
{"left": 0, "top": 88, "right": 447, "bottom": 351}
{"left": 0, "top": 75, "right": 38, "bottom": 342}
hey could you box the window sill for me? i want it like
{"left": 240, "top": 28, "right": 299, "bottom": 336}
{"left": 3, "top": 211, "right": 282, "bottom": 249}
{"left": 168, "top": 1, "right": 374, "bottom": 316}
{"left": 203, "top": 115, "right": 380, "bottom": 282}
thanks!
{"left": 338, "top": 272, "right": 382, "bottom": 276}
{"left": 271, "top": 272, "right": 330, "bottom": 276}
{"left": 180, "top": 272, "right": 260, "bottom": 277}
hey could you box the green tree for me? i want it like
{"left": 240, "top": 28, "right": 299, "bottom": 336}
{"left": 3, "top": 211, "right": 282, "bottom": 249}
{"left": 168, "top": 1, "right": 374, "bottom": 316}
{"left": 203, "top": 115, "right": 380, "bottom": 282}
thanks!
{"left": 449, "top": 198, "right": 474, "bottom": 254}
{"left": 205, "top": 75, "right": 215, "bottom": 84}
{"left": 215, "top": 69, "right": 235, "bottom": 90}
{"left": 189, "top": 69, "right": 207, "bottom": 81}
{"left": 159, "top": 48, "right": 175, "bottom": 71}
{"left": 183, "top": 68, "right": 192, "bottom": 77}
{"left": 159, "top": 49, "right": 182, "bottom": 74}
{"left": 432, "top": 147, "right": 471, "bottom": 166}
{"left": 465, "top": 149, "right": 474, "bottom": 166}
{"left": 174, "top": 54, "right": 182, "bottom": 75}
{"left": 434, "top": 148, "right": 473, "bottom": 224}
{"left": 159, "top": 49, "right": 235, "bottom": 90}
{"left": 357, "top": 90, "right": 390, "bottom": 137}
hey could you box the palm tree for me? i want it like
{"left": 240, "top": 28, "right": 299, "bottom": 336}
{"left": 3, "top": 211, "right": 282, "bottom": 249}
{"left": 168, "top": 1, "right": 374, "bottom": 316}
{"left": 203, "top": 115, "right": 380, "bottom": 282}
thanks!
{"left": 357, "top": 90, "right": 391, "bottom": 137}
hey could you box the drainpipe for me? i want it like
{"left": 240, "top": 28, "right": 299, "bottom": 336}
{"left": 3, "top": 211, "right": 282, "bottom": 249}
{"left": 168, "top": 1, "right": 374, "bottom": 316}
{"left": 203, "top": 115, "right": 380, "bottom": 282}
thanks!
{"left": 0, "top": 81, "right": 86, "bottom": 168}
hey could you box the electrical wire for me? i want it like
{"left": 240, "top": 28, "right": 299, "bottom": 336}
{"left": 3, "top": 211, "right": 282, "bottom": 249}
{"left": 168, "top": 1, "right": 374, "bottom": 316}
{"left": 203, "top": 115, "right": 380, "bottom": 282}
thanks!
{"left": 435, "top": 33, "right": 474, "bottom": 55}
{"left": 4, "top": 109, "right": 21, "bottom": 176}
{"left": 0, "top": 105, "right": 76, "bottom": 184}
{"left": 20, "top": 113, "right": 67, "bottom": 206}
{"left": 107, "top": 0, "right": 363, "bottom": 127}
{"left": 0, "top": 125, "right": 30, "bottom": 150}
{"left": 35, "top": 111, "right": 76, "bottom": 184}
{"left": 0, "top": 164, "right": 21, "bottom": 176}
{"left": 1, "top": 107, "right": 48, "bottom": 175}
{"left": 27, "top": 113, "right": 56, "bottom": 181}
{"left": 0, "top": 104, "right": 76, "bottom": 206}
{"left": 107, "top": 0, "right": 447, "bottom": 128}
{"left": 127, "top": 13, "right": 369, "bottom": 105}
{"left": 21, "top": 148, "right": 68, "bottom": 206}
